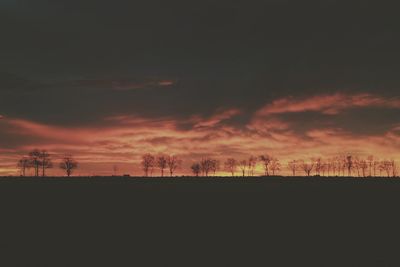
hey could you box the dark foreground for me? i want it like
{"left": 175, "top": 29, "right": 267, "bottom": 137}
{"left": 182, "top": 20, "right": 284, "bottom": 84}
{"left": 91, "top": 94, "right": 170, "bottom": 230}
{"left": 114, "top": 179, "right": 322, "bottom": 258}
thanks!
{"left": 1, "top": 176, "right": 399, "bottom": 266}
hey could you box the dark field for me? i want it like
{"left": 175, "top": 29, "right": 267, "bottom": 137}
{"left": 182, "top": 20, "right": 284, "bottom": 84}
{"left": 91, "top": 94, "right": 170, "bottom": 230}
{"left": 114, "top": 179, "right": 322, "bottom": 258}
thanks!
{"left": 1, "top": 176, "right": 400, "bottom": 266}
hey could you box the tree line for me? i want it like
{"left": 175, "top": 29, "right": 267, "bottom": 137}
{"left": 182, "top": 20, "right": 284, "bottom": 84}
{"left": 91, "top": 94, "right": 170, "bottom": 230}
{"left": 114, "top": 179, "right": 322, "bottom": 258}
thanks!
{"left": 17, "top": 149, "right": 78, "bottom": 177}
{"left": 286, "top": 156, "right": 398, "bottom": 178}
{"left": 144, "top": 154, "right": 398, "bottom": 178}
{"left": 15, "top": 150, "right": 399, "bottom": 178}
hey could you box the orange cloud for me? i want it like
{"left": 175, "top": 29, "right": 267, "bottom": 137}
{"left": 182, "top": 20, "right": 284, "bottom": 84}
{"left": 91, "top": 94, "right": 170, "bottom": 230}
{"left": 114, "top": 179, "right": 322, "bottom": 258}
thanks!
{"left": 0, "top": 97, "right": 399, "bottom": 177}
{"left": 190, "top": 108, "right": 242, "bottom": 129}
{"left": 257, "top": 93, "right": 400, "bottom": 115}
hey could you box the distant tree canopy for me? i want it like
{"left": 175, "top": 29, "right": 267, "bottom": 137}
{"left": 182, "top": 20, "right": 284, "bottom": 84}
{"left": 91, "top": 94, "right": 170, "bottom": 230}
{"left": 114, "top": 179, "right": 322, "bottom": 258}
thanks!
{"left": 156, "top": 155, "right": 168, "bottom": 177}
{"left": 17, "top": 157, "right": 31, "bottom": 176}
{"left": 191, "top": 163, "right": 201, "bottom": 177}
{"left": 224, "top": 158, "right": 237, "bottom": 176}
{"left": 17, "top": 150, "right": 79, "bottom": 177}
{"left": 60, "top": 156, "right": 79, "bottom": 177}
{"left": 24, "top": 149, "right": 53, "bottom": 177}
{"left": 141, "top": 154, "right": 182, "bottom": 177}
{"left": 14, "top": 150, "right": 399, "bottom": 178}
{"left": 198, "top": 158, "right": 218, "bottom": 177}
{"left": 167, "top": 155, "right": 181, "bottom": 177}
{"left": 141, "top": 154, "right": 155, "bottom": 177}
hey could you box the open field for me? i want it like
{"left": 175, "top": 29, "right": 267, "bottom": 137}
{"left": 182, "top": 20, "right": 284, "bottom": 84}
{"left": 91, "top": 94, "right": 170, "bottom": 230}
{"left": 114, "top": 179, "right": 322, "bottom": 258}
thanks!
{"left": 1, "top": 176, "right": 399, "bottom": 266}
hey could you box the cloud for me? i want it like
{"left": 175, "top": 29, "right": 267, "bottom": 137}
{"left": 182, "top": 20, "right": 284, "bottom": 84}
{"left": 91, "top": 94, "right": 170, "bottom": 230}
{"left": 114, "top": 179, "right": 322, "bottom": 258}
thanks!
{"left": 1, "top": 101, "right": 399, "bottom": 176}
{"left": 190, "top": 108, "right": 242, "bottom": 129}
{"left": 72, "top": 78, "right": 176, "bottom": 91}
{"left": 256, "top": 93, "right": 400, "bottom": 116}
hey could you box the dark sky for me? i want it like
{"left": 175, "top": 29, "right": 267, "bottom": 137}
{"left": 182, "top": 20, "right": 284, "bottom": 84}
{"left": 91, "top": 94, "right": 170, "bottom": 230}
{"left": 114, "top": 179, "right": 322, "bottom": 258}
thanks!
{"left": 1, "top": 0, "right": 400, "bottom": 175}
{"left": 1, "top": 0, "right": 399, "bottom": 121}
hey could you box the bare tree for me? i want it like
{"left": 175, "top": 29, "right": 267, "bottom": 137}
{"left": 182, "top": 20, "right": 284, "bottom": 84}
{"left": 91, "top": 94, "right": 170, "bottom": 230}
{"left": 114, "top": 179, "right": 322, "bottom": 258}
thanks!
{"left": 353, "top": 157, "right": 360, "bottom": 177}
{"left": 141, "top": 154, "right": 155, "bottom": 177}
{"left": 259, "top": 155, "right": 272, "bottom": 176}
{"left": 332, "top": 157, "right": 339, "bottom": 176}
{"left": 341, "top": 156, "right": 347, "bottom": 176}
{"left": 28, "top": 149, "right": 41, "bottom": 177}
{"left": 287, "top": 160, "right": 298, "bottom": 176}
{"left": 391, "top": 160, "right": 398, "bottom": 177}
{"left": 326, "top": 161, "right": 332, "bottom": 176}
{"left": 373, "top": 159, "right": 380, "bottom": 177}
{"left": 300, "top": 160, "right": 314, "bottom": 176}
{"left": 60, "top": 155, "right": 78, "bottom": 177}
{"left": 167, "top": 155, "right": 181, "bottom": 177}
{"left": 191, "top": 163, "right": 201, "bottom": 177}
{"left": 210, "top": 159, "right": 219, "bottom": 176}
{"left": 380, "top": 160, "right": 392, "bottom": 177}
{"left": 200, "top": 158, "right": 214, "bottom": 177}
{"left": 238, "top": 160, "right": 247, "bottom": 177}
{"left": 313, "top": 158, "right": 322, "bottom": 176}
{"left": 359, "top": 160, "right": 368, "bottom": 177}
{"left": 320, "top": 162, "right": 327, "bottom": 176}
{"left": 367, "top": 155, "right": 374, "bottom": 177}
{"left": 345, "top": 155, "right": 353, "bottom": 177}
{"left": 17, "top": 157, "right": 31, "bottom": 176}
{"left": 247, "top": 156, "right": 257, "bottom": 176}
{"left": 269, "top": 158, "right": 281, "bottom": 176}
{"left": 224, "top": 158, "right": 237, "bottom": 176}
{"left": 156, "top": 155, "right": 168, "bottom": 177}
{"left": 38, "top": 150, "right": 53, "bottom": 177}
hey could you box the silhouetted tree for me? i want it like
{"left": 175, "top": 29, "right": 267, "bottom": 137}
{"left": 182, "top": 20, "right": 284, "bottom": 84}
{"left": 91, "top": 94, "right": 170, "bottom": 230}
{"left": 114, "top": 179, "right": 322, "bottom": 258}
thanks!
{"left": 313, "top": 157, "right": 322, "bottom": 176}
{"left": 269, "top": 158, "right": 281, "bottom": 175}
{"left": 353, "top": 157, "right": 361, "bottom": 177}
{"left": 345, "top": 155, "right": 353, "bottom": 176}
{"left": 17, "top": 157, "right": 31, "bottom": 176}
{"left": 60, "top": 156, "right": 78, "bottom": 177}
{"left": 331, "top": 157, "right": 338, "bottom": 176}
{"left": 238, "top": 160, "right": 247, "bottom": 177}
{"left": 156, "top": 155, "right": 168, "bottom": 177}
{"left": 340, "top": 156, "right": 347, "bottom": 176}
{"left": 247, "top": 156, "right": 257, "bottom": 176}
{"left": 320, "top": 162, "right": 327, "bottom": 176}
{"left": 326, "top": 161, "right": 333, "bottom": 176}
{"left": 373, "top": 159, "right": 380, "bottom": 177}
{"left": 300, "top": 160, "right": 314, "bottom": 176}
{"left": 28, "top": 149, "right": 41, "bottom": 177}
{"left": 259, "top": 155, "right": 272, "bottom": 176}
{"left": 224, "top": 158, "right": 237, "bottom": 176}
{"left": 38, "top": 150, "right": 52, "bottom": 177}
{"left": 287, "top": 160, "right": 298, "bottom": 176}
{"left": 367, "top": 155, "right": 374, "bottom": 177}
{"left": 380, "top": 160, "right": 392, "bottom": 177}
{"left": 359, "top": 160, "right": 368, "bottom": 177}
{"left": 210, "top": 159, "right": 219, "bottom": 176}
{"left": 200, "top": 158, "right": 215, "bottom": 177}
{"left": 167, "top": 155, "right": 181, "bottom": 177}
{"left": 391, "top": 160, "right": 398, "bottom": 177}
{"left": 141, "top": 154, "right": 155, "bottom": 177}
{"left": 191, "top": 163, "right": 201, "bottom": 177}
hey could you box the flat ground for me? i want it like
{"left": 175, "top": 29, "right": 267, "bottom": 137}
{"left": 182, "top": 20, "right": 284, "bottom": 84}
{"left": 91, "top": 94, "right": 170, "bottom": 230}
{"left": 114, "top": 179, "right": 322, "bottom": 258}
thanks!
{"left": 0, "top": 176, "right": 399, "bottom": 266}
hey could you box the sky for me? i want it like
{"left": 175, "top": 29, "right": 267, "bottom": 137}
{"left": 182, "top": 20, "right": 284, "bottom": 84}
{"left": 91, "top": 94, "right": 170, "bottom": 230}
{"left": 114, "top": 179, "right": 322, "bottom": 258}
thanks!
{"left": 0, "top": 0, "right": 399, "bottom": 176}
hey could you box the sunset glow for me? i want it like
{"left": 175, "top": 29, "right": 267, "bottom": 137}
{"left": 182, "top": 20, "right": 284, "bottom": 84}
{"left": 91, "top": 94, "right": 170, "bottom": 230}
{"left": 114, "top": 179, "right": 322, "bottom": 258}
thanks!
{"left": 1, "top": 92, "right": 399, "bottom": 176}
{"left": 1, "top": 1, "right": 399, "bottom": 177}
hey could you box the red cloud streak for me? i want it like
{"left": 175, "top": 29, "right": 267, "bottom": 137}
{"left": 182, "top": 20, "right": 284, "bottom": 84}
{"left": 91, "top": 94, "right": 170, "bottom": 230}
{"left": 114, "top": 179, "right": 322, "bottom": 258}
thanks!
{"left": 0, "top": 93, "right": 399, "bottom": 176}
